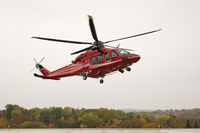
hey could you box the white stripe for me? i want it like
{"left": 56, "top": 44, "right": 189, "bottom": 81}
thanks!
{"left": 49, "top": 65, "right": 83, "bottom": 76}
{"left": 90, "top": 59, "right": 122, "bottom": 68}
{"left": 49, "top": 65, "right": 82, "bottom": 76}
{"left": 49, "top": 57, "right": 133, "bottom": 77}
{"left": 49, "top": 68, "right": 81, "bottom": 77}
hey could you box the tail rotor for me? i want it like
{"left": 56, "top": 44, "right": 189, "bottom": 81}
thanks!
{"left": 30, "top": 57, "right": 45, "bottom": 72}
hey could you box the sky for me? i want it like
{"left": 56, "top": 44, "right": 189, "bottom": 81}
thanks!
{"left": 0, "top": 0, "right": 200, "bottom": 110}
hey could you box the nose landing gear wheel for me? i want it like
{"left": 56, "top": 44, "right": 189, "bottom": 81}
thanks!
{"left": 100, "top": 79, "right": 104, "bottom": 84}
{"left": 119, "top": 69, "right": 124, "bottom": 73}
{"left": 83, "top": 76, "right": 87, "bottom": 80}
{"left": 125, "top": 67, "right": 131, "bottom": 71}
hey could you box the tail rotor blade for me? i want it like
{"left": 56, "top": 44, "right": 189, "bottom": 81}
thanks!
{"left": 38, "top": 57, "right": 45, "bottom": 64}
{"left": 30, "top": 57, "right": 45, "bottom": 72}
{"left": 30, "top": 67, "right": 35, "bottom": 72}
{"left": 33, "top": 58, "right": 37, "bottom": 64}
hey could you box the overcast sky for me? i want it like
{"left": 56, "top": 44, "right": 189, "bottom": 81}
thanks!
{"left": 0, "top": 0, "right": 200, "bottom": 110}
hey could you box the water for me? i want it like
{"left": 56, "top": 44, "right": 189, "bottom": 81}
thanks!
{"left": 0, "top": 129, "right": 199, "bottom": 133}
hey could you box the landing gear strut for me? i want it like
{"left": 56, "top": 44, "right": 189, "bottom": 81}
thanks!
{"left": 83, "top": 76, "right": 87, "bottom": 80}
{"left": 125, "top": 67, "right": 131, "bottom": 71}
{"left": 81, "top": 71, "right": 88, "bottom": 80}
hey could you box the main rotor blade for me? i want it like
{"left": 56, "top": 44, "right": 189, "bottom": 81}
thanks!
{"left": 104, "top": 44, "right": 134, "bottom": 51}
{"left": 71, "top": 46, "right": 93, "bottom": 55}
{"left": 104, "top": 29, "right": 162, "bottom": 44}
{"left": 88, "top": 15, "right": 99, "bottom": 42}
{"left": 32, "top": 37, "right": 92, "bottom": 45}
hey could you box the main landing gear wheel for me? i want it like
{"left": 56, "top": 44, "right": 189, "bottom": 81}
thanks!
{"left": 125, "top": 67, "right": 131, "bottom": 71}
{"left": 83, "top": 76, "right": 87, "bottom": 80}
{"left": 100, "top": 79, "right": 104, "bottom": 84}
{"left": 119, "top": 69, "right": 124, "bottom": 73}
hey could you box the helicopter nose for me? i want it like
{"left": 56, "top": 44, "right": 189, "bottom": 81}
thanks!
{"left": 134, "top": 54, "right": 140, "bottom": 62}
{"left": 130, "top": 54, "right": 140, "bottom": 63}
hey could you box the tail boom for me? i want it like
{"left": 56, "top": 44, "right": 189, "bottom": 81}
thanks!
{"left": 34, "top": 73, "right": 60, "bottom": 80}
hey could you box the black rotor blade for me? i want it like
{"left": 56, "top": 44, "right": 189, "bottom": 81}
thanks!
{"left": 71, "top": 46, "right": 93, "bottom": 55}
{"left": 104, "top": 29, "right": 162, "bottom": 44}
{"left": 104, "top": 45, "right": 134, "bottom": 51}
{"left": 32, "top": 36, "right": 92, "bottom": 45}
{"left": 88, "top": 15, "right": 99, "bottom": 42}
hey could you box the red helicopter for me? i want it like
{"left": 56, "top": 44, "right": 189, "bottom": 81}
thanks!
{"left": 31, "top": 15, "right": 161, "bottom": 84}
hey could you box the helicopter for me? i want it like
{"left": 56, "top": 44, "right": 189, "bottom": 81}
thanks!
{"left": 31, "top": 15, "right": 161, "bottom": 84}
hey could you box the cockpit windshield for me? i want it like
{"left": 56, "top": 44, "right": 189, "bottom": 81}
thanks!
{"left": 117, "top": 49, "right": 130, "bottom": 55}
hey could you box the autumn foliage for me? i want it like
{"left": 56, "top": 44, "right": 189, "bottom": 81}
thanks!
{"left": 0, "top": 104, "right": 199, "bottom": 128}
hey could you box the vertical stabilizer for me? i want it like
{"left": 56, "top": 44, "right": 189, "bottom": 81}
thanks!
{"left": 37, "top": 64, "right": 51, "bottom": 76}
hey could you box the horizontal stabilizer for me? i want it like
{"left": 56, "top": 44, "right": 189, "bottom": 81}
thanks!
{"left": 34, "top": 73, "right": 60, "bottom": 80}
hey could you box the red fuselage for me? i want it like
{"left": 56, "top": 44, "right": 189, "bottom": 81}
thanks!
{"left": 34, "top": 48, "right": 140, "bottom": 80}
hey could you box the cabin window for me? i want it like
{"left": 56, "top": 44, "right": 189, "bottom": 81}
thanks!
{"left": 91, "top": 57, "right": 96, "bottom": 65}
{"left": 111, "top": 50, "right": 118, "bottom": 58}
{"left": 105, "top": 52, "right": 110, "bottom": 60}
{"left": 97, "top": 55, "right": 103, "bottom": 63}
{"left": 91, "top": 55, "right": 103, "bottom": 65}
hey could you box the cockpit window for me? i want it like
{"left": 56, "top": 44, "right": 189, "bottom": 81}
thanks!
{"left": 117, "top": 49, "right": 130, "bottom": 55}
{"left": 111, "top": 50, "right": 118, "bottom": 58}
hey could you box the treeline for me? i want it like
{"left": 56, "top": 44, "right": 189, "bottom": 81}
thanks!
{"left": 140, "top": 109, "right": 200, "bottom": 119}
{"left": 0, "top": 104, "right": 199, "bottom": 128}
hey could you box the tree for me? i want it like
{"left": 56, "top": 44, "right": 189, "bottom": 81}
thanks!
{"left": 63, "top": 107, "right": 73, "bottom": 118}
{"left": 108, "top": 118, "right": 121, "bottom": 128}
{"left": 9, "top": 110, "right": 28, "bottom": 128}
{"left": 121, "top": 119, "right": 134, "bottom": 128}
{"left": 139, "top": 113, "right": 153, "bottom": 124}
{"left": 156, "top": 115, "right": 173, "bottom": 128}
{"left": 1, "top": 104, "right": 200, "bottom": 128}
{"left": 186, "top": 120, "right": 191, "bottom": 128}
{"left": 143, "top": 123, "right": 159, "bottom": 128}
{"left": 194, "top": 121, "right": 199, "bottom": 128}
{"left": 28, "top": 108, "right": 40, "bottom": 122}
{"left": 78, "top": 112, "right": 103, "bottom": 128}
{"left": 0, "top": 118, "right": 8, "bottom": 128}
{"left": 5, "top": 104, "right": 21, "bottom": 121}
{"left": 20, "top": 121, "right": 46, "bottom": 128}
{"left": 49, "top": 107, "right": 63, "bottom": 127}
{"left": 64, "top": 116, "right": 79, "bottom": 128}
{"left": 173, "top": 117, "right": 187, "bottom": 128}
{"left": 50, "top": 107, "right": 63, "bottom": 120}
{"left": 39, "top": 108, "right": 50, "bottom": 126}
{"left": 132, "top": 114, "right": 144, "bottom": 128}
